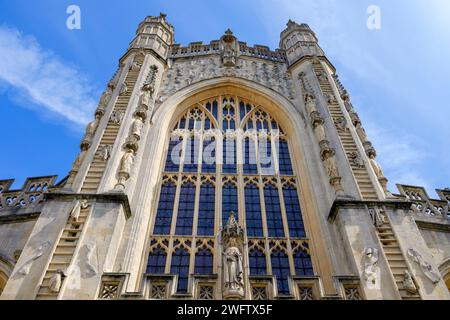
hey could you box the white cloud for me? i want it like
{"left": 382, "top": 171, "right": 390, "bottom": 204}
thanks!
{"left": 0, "top": 25, "right": 98, "bottom": 127}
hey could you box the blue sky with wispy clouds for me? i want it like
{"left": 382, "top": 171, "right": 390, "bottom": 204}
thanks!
{"left": 0, "top": 0, "right": 449, "bottom": 196}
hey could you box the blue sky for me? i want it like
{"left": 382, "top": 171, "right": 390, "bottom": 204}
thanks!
{"left": 0, "top": 0, "right": 449, "bottom": 197}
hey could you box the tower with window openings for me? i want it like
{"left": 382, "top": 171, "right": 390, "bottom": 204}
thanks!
{"left": 1, "top": 14, "right": 450, "bottom": 300}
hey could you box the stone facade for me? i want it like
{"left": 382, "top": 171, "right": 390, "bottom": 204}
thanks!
{"left": 0, "top": 14, "right": 449, "bottom": 300}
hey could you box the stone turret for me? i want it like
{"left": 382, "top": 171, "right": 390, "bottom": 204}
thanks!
{"left": 279, "top": 20, "right": 324, "bottom": 67}
{"left": 130, "top": 13, "right": 175, "bottom": 61}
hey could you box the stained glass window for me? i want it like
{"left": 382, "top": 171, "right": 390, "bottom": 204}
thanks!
{"left": 245, "top": 183, "right": 263, "bottom": 237}
{"left": 249, "top": 250, "right": 267, "bottom": 275}
{"left": 271, "top": 250, "right": 290, "bottom": 295}
{"left": 264, "top": 184, "right": 284, "bottom": 237}
{"left": 170, "top": 247, "right": 190, "bottom": 293}
{"left": 147, "top": 247, "right": 167, "bottom": 274}
{"left": 175, "top": 182, "right": 196, "bottom": 236}
{"left": 197, "top": 182, "right": 215, "bottom": 236}
{"left": 222, "top": 182, "right": 238, "bottom": 226}
{"left": 293, "top": 250, "right": 314, "bottom": 276}
{"left": 195, "top": 248, "right": 214, "bottom": 274}
{"left": 153, "top": 181, "right": 176, "bottom": 235}
{"left": 284, "top": 184, "right": 306, "bottom": 238}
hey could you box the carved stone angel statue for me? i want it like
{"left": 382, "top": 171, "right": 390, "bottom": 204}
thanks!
{"left": 70, "top": 199, "right": 90, "bottom": 222}
{"left": 369, "top": 154, "right": 385, "bottom": 180}
{"left": 362, "top": 248, "right": 379, "bottom": 288}
{"left": 49, "top": 269, "right": 66, "bottom": 293}
{"left": 407, "top": 248, "right": 441, "bottom": 284}
{"left": 16, "top": 241, "right": 51, "bottom": 276}
{"left": 116, "top": 151, "right": 135, "bottom": 189}
{"left": 131, "top": 118, "right": 144, "bottom": 139}
{"left": 403, "top": 270, "right": 419, "bottom": 294}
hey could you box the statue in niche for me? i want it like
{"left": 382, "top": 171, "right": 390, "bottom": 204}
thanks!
{"left": 403, "top": 270, "right": 419, "bottom": 294}
{"left": 314, "top": 123, "right": 327, "bottom": 144}
{"left": 407, "top": 248, "right": 441, "bottom": 284}
{"left": 361, "top": 248, "right": 379, "bottom": 289}
{"left": 70, "top": 199, "right": 89, "bottom": 222}
{"left": 323, "top": 156, "right": 339, "bottom": 179}
{"left": 49, "top": 269, "right": 66, "bottom": 293}
{"left": 131, "top": 117, "right": 144, "bottom": 139}
{"left": 116, "top": 151, "right": 135, "bottom": 189}
{"left": 305, "top": 93, "right": 318, "bottom": 115}
{"left": 223, "top": 238, "right": 244, "bottom": 295}
{"left": 16, "top": 241, "right": 52, "bottom": 276}
{"left": 222, "top": 212, "right": 245, "bottom": 299}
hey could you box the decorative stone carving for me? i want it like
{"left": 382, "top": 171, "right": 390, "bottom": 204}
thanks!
{"left": 131, "top": 118, "right": 144, "bottom": 139}
{"left": 123, "top": 135, "right": 139, "bottom": 154}
{"left": 299, "top": 287, "right": 314, "bottom": 300}
{"left": 16, "top": 241, "right": 52, "bottom": 276}
{"left": 325, "top": 92, "right": 337, "bottom": 104}
{"left": 222, "top": 212, "right": 245, "bottom": 299}
{"left": 403, "top": 270, "right": 419, "bottom": 294}
{"left": 119, "top": 82, "right": 128, "bottom": 96}
{"left": 368, "top": 207, "right": 388, "bottom": 227}
{"left": 198, "top": 286, "right": 214, "bottom": 300}
{"left": 115, "top": 151, "right": 135, "bottom": 189}
{"left": 407, "top": 248, "right": 441, "bottom": 284}
{"left": 96, "top": 85, "right": 114, "bottom": 118}
{"left": 96, "top": 144, "right": 112, "bottom": 162}
{"left": 368, "top": 154, "right": 391, "bottom": 196}
{"left": 84, "top": 243, "right": 98, "bottom": 277}
{"left": 151, "top": 284, "right": 167, "bottom": 299}
{"left": 110, "top": 111, "right": 124, "bottom": 125}
{"left": 334, "top": 116, "right": 348, "bottom": 132}
{"left": 349, "top": 151, "right": 365, "bottom": 169}
{"left": 70, "top": 150, "right": 87, "bottom": 174}
{"left": 252, "top": 286, "right": 267, "bottom": 300}
{"left": 130, "top": 61, "right": 141, "bottom": 71}
{"left": 49, "top": 269, "right": 66, "bottom": 293}
{"left": 157, "top": 56, "right": 293, "bottom": 103}
{"left": 221, "top": 29, "right": 238, "bottom": 67}
{"left": 81, "top": 115, "right": 101, "bottom": 150}
{"left": 361, "top": 248, "right": 379, "bottom": 289}
{"left": 70, "top": 199, "right": 89, "bottom": 222}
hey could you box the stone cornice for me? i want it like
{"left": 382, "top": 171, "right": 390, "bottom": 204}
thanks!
{"left": 45, "top": 191, "right": 132, "bottom": 219}
{"left": 328, "top": 198, "right": 412, "bottom": 223}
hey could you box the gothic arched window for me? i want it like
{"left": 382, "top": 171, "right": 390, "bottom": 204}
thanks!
{"left": 271, "top": 249, "right": 290, "bottom": 295}
{"left": 245, "top": 181, "right": 263, "bottom": 237}
{"left": 147, "top": 246, "right": 167, "bottom": 274}
{"left": 194, "top": 247, "right": 214, "bottom": 275}
{"left": 171, "top": 247, "right": 190, "bottom": 294}
{"left": 147, "top": 95, "right": 314, "bottom": 297}
{"left": 249, "top": 249, "right": 267, "bottom": 275}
